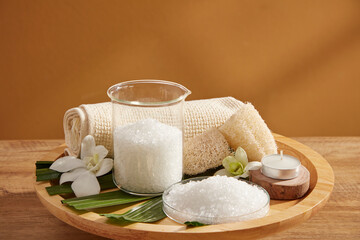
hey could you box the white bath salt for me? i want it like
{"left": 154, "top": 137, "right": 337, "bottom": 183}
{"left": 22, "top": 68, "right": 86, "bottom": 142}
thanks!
{"left": 114, "top": 118, "right": 183, "bottom": 194}
{"left": 163, "top": 176, "right": 269, "bottom": 224}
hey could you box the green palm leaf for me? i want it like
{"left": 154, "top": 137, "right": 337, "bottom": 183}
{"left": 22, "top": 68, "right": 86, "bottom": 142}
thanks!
{"left": 36, "top": 168, "right": 61, "bottom": 181}
{"left": 62, "top": 190, "right": 152, "bottom": 210}
{"left": 35, "top": 161, "right": 54, "bottom": 169}
{"left": 102, "top": 197, "right": 166, "bottom": 223}
{"left": 46, "top": 174, "right": 116, "bottom": 195}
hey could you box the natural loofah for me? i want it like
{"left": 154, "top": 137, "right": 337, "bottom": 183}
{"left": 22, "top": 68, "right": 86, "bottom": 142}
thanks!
{"left": 183, "top": 128, "right": 231, "bottom": 175}
{"left": 218, "top": 103, "right": 277, "bottom": 162}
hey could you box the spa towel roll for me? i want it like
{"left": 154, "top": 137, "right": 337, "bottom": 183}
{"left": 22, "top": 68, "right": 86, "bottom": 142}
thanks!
{"left": 64, "top": 97, "right": 243, "bottom": 157}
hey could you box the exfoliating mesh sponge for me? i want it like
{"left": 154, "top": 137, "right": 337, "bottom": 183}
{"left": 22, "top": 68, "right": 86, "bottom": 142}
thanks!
{"left": 184, "top": 128, "right": 231, "bottom": 175}
{"left": 219, "top": 103, "right": 277, "bottom": 162}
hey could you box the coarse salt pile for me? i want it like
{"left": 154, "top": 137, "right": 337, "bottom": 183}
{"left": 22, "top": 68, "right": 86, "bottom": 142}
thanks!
{"left": 113, "top": 118, "right": 182, "bottom": 194}
{"left": 163, "top": 176, "right": 269, "bottom": 224}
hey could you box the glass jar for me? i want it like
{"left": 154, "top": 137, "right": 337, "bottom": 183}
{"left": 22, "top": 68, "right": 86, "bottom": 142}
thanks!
{"left": 107, "top": 80, "right": 191, "bottom": 196}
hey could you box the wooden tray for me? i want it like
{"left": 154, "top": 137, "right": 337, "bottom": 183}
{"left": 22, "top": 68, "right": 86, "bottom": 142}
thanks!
{"left": 34, "top": 134, "right": 334, "bottom": 240}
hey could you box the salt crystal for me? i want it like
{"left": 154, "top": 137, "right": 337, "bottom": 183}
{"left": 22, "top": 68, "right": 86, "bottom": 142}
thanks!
{"left": 113, "top": 118, "right": 183, "bottom": 194}
{"left": 163, "top": 176, "right": 269, "bottom": 224}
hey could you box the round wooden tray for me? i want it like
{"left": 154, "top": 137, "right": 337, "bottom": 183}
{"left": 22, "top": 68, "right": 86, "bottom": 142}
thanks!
{"left": 34, "top": 134, "right": 334, "bottom": 240}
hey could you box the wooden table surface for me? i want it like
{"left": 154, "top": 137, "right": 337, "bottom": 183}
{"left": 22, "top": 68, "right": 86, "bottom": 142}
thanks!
{"left": 0, "top": 137, "right": 359, "bottom": 240}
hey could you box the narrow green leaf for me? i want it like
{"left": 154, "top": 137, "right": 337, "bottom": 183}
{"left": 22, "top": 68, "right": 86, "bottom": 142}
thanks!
{"left": 62, "top": 190, "right": 152, "bottom": 210}
{"left": 46, "top": 184, "right": 73, "bottom": 195}
{"left": 35, "top": 161, "right": 54, "bottom": 169}
{"left": 36, "top": 168, "right": 53, "bottom": 174}
{"left": 184, "top": 221, "right": 207, "bottom": 227}
{"left": 102, "top": 197, "right": 166, "bottom": 223}
{"left": 45, "top": 174, "right": 116, "bottom": 195}
{"left": 36, "top": 168, "right": 61, "bottom": 181}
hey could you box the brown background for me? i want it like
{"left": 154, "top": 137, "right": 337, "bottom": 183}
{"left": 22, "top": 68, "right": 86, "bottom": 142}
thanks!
{"left": 1, "top": 0, "right": 359, "bottom": 139}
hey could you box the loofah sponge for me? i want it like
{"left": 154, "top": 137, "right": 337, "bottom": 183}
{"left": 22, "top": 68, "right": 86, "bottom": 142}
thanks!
{"left": 219, "top": 103, "right": 277, "bottom": 162}
{"left": 183, "top": 128, "right": 231, "bottom": 175}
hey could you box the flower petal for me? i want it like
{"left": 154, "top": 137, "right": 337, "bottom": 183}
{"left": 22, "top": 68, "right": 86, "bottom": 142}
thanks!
{"left": 214, "top": 169, "right": 235, "bottom": 177}
{"left": 238, "top": 171, "right": 250, "bottom": 178}
{"left": 223, "top": 156, "right": 242, "bottom": 175}
{"left": 81, "top": 135, "right": 96, "bottom": 159}
{"left": 237, "top": 162, "right": 262, "bottom": 179}
{"left": 59, "top": 168, "right": 88, "bottom": 184}
{"left": 95, "top": 158, "right": 113, "bottom": 177}
{"left": 233, "top": 162, "right": 244, "bottom": 175}
{"left": 244, "top": 161, "right": 262, "bottom": 172}
{"left": 94, "top": 145, "right": 108, "bottom": 160}
{"left": 71, "top": 171, "right": 100, "bottom": 197}
{"left": 235, "top": 147, "right": 248, "bottom": 167}
{"left": 50, "top": 156, "right": 85, "bottom": 172}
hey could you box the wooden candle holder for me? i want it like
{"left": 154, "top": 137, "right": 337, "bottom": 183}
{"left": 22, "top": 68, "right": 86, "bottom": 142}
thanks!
{"left": 250, "top": 166, "right": 310, "bottom": 200}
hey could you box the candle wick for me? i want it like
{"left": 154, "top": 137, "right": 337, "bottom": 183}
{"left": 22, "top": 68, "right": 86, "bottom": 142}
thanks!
{"left": 280, "top": 150, "right": 283, "bottom": 160}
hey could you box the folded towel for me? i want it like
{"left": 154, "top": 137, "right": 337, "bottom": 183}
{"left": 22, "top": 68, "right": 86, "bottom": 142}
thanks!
{"left": 64, "top": 97, "right": 244, "bottom": 157}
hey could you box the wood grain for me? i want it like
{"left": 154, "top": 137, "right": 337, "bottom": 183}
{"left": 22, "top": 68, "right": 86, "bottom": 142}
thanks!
{"left": 1, "top": 137, "right": 359, "bottom": 239}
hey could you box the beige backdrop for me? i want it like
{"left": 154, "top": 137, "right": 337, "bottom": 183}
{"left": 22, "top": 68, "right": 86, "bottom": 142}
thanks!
{"left": 1, "top": 0, "right": 359, "bottom": 139}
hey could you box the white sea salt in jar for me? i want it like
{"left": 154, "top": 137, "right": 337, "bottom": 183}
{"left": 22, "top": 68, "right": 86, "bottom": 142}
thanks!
{"left": 114, "top": 119, "right": 183, "bottom": 194}
{"left": 107, "top": 80, "right": 191, "bottom": 196}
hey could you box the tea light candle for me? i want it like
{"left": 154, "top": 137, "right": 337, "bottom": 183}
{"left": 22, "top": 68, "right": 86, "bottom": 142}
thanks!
{"left": 261, "top": 151, "right": 301, "bottom": 180}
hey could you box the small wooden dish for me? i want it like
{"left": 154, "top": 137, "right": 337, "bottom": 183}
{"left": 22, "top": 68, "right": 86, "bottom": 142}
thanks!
{"left": 250, "top": 166, "right": 310, "bottom": 200}
{"left": 34, "top": 134, "right": 334, "bottom": 240}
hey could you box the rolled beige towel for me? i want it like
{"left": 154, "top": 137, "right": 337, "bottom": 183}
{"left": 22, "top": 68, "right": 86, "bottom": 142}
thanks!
{"left": 64, "top": 97, "right": 243, "bottom": 157}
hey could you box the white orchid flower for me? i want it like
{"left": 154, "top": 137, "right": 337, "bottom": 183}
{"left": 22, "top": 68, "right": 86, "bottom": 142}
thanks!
{"left": 214, "top": 147, "right": 262, "bottom": 178}
{"left": 50, "top": 135, "right": 113, "bottom": 197}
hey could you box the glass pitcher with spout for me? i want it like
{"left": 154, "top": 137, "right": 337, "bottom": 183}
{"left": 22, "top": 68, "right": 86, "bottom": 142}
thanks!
{"left": 107, "top": 80, "right": 191, "bottom": 196}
